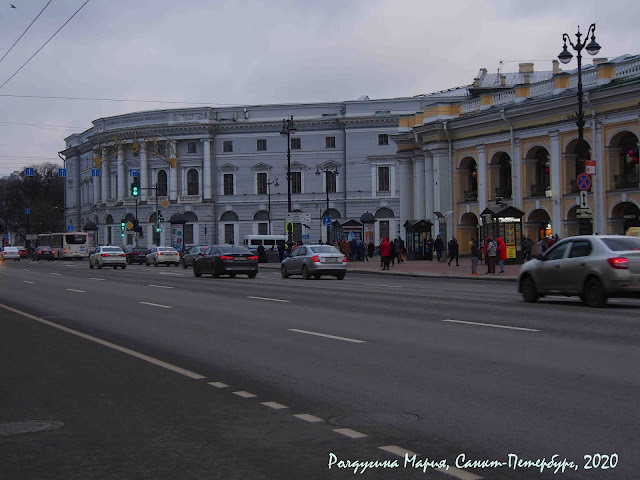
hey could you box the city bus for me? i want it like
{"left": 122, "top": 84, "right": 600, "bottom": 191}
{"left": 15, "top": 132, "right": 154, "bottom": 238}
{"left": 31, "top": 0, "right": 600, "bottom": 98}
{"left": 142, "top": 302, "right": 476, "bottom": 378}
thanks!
{"left": 37, "top": 232, "right": 90, "bottom": 259}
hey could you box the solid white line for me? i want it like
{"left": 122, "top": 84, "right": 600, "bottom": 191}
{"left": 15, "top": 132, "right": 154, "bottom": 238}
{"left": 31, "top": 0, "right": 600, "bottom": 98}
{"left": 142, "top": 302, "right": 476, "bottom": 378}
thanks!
{"left": 379, "top": 445, "right": 418, "bottom": 457}
{"left": 66, "top": 288, "right": 85, "bottom": 293}
{"left": 147, "top": 284, "right": 174, "bottom": 289}
{"left": 333, "top": 428, "right": 367, "bottom": 439}
{"left": 233, "top": 391, "right": 256, "bottom": 398}
{"left": 288, "top": 328, "right": 365, "bottom": 344}
{"left": 442, "top": 319, "right": 540, "bottom": 332}
{"left": 139, "top": 301, "right": 172, "bottom": 309}
{"left": 0, "top": 303, "right": 205, "bottom": 379}
{"left": 247, "top": 296, "right": 290, "bottom": 303}
{"left": 293, "top": 413, "right": 324, "bottom": 423}
{"left": 89, "top": 278, "right": 105, "bottom": 281}
{"left": 23, "top": 280, "right": 35, "bottom": 284}
{"left": 261, "top": 401, "right": 288, "bottom": 410}
{"left": 208, "top": 382, "right": 229, "bottom": 389}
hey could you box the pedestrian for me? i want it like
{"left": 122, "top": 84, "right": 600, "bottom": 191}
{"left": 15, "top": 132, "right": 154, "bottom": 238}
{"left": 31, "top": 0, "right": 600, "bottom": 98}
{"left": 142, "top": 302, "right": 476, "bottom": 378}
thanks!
{"left": 356, "top": 239, "right": 366, "bottom": 261}
{"left": 483, "top": 236, "right": 497, "bottom": 274}
{"left": 522, "top": 235, "right": 533, "bottom": 261}
{"left": 470, "top": 238, "right": 480, "bottom": 275}
{"left": 497, "top": 237, "right": 507, "bottom": 273}
{"left": 447, "top": 236, "right": 459, "bottom": 266}
{"left": 426, "top": 236, "right": 434, "bottom": 261}
{"left": 379, "top": 237, "right": 391, "bottom": 270}
{"left": 397, "top": 236, "right": 405, "bottom": 263}
{"left": 389, "top": 238, "right": 396, "bottom": 267}
{"left": 277, "top": 242, "right": 285, "bottom": 262}
{"left": 350, "top": 237, "right": 358, "bottom": 261}
{"left": 257, "top": 244, "right": 267, "bottom": 263}
{"left": 367, "top": 241, "right": 375, "bottom": 259}
{"left": 537, "top": 237, "right": 548, "bottom": 254}
{"left": 434, "top": 235, "right": 444, "bottom": 262}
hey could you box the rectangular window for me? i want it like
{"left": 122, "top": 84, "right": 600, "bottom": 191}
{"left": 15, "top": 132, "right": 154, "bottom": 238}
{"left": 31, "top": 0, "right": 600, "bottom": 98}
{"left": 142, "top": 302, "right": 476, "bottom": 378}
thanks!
{"left": 290, "top": 138, "right": 301, "bottom": 150}
{"left": 258, "top": 223, "right": 268, "bottom": 235}
{"left": 224, "top": 224, "right": 235, "bottom": 244}
{"left": 187, "top": 142, "right": 197, "bottom": 154}
{"left": 223, "top": 141, "right": 233, "bottom": 153}
{"left": 326, "top": 171, "right": 337, "bottom": 193}
{"left": 378, "top": 166, "right": 390, "bottom": 192}
{"left": 223, "top": 174, "right": 234, "bottom": 195}
{"left": 291, "top": 172, "right": 302, "bottom": 194}
{"left": 256, "top": 172, "right": 268, "bottom": 194}
{"left": 378, "top": 134, "right": 389, "bottom": 145}
{"left": 184, "top": 224, "right": 194, "bottom": 245}
{"left": 256, "top": 139, "right": 267, "bottom": 151}
{"left": 325, "top": 136, "right": 336, "bottom": 148}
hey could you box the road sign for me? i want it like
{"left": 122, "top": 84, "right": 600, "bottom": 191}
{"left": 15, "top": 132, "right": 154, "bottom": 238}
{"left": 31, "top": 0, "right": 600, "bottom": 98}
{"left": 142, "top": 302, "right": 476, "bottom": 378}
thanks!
{"left": 576, "top": 173, "right": 591, "bottom": 191}
{"left": 302, "top": 234, "right": 310, "bottom": 240}
{"left": 58, "top": 168, "right": 67, "bottom": 177}
{"left": 322, "top": 215, "right": 332, "bottom": 226}
{"left": 585, "top": 160, "right": 596, "bottom": 175}
{"left": 576, "top": 208, "right": 592, "bottom": 218}
{"left": 129, "top": 169, "right": 138, "bottom": 177}
{"left": 25, "top": 167, "right": 34, "bottom": 176}
{"left": 91, "top": 169, "right": 100, "bottom": 177}
{"left": 545, "top": 189, "right": 553, "bottom": 197}
{"left": 162, "top": 199, "right": 169, "bottom": 208}
{"left": 126, "top": 221, "right": 133, "bottom": 230}
{"left": 24, "top": 208, "right": 30, "bottom": 215}
{"left": 579, "top": 190, "right": 588, "bottom": 208}
{"left": 286, "top": 212, "right": 311, "bottom": 223}
{"left": 67, "top": 225, "right": 74, "bottom": 232}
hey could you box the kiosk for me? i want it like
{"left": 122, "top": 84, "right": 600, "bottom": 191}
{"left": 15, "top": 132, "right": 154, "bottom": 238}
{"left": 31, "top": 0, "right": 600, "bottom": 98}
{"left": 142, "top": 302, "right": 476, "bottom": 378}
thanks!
{"left": 480, "top": 206, "right": 524, "bottom": 264}
{"left": 403, "top": 220, "right": 434, "bottom": 260}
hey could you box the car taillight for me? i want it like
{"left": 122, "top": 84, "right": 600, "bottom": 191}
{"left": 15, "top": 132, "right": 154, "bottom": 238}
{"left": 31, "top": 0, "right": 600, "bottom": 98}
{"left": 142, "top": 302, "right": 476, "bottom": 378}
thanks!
{"left": 64, "top": 249, "right": 67, "bottom": 253}
{"left": 343, "top": 255, "right": 348, "bottom": 263}
{"left": 311, "top": 255, "right": 320, "bottom": 262}
{"left": 199, "top": 252, "right": 204, "bottom": 256}
{"left": 607, "top": 257, "right": 628, "bottom": 269}
{"left": 158, "top": 252, "right": 162, "bottom": 255}
{"left": 220, "top": 255, "right": 234, "bottom": 260}
{"left": 248, "top": 255, "right": 258, "bottom": 260}
{"left": 120, "top": 254, "right": 126, "bottom": 257}
{"left": 100, "top": 253, "right": 109, "bottom": 257}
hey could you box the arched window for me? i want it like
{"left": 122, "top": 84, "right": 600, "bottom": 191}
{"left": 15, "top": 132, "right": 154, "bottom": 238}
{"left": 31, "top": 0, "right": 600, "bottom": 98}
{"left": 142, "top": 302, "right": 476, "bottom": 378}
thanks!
{"left": 187, "top": 169, "right": 199, "bottom": 195}
{"left": 253, "top": 211, "right": 269, "bottom": 221}
{"left": 375, "top": 207, "right": 394, "bottom": 218}
{"left": 322, "top": 208, "right": 341, "bottom": 219}
{"left": 498, "top": 154, "right": 512, "bottom": 197}
{"left": 220, "top": 211, "right": 239, "bottom": 222}
{"left": 157, "top": 170, "right": 168, "bottom": 196}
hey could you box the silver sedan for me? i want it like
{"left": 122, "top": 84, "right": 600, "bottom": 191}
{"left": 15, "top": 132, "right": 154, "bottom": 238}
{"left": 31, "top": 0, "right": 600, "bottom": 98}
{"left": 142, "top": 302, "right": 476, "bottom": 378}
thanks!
{"left": 89, "top": 246, "right": 127, "bottom": 269}
{"left": 518, "top": 235, "right": 640, "bottom": 307}
{"left": 281, "top": 245, "right": 347, "bottom": 280}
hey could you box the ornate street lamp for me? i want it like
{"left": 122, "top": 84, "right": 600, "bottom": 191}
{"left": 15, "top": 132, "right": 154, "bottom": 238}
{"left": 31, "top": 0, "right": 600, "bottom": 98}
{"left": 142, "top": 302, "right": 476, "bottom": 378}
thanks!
{"left": 280, "top": 116, "right": 297, "bottom": 246}
{"left": 267, "top": 177, "right": 279, "bottom": 235}
{"left": 315, "top": 165, "right": 339, "bottom": 244}
{"left": 558, "top": 23, "right": 601, "bottom": 169}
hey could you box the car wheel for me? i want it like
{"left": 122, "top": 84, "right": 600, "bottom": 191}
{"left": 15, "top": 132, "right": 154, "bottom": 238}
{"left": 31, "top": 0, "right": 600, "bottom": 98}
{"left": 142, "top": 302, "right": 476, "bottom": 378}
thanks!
{"left": 521, "top": 276, "right": 539, "bottom": 303}
{"left": 336, "top": 273, "right": 345, "bottom": 280}
{"left": 97, "top": 263, "right": 102, "bottom": 269}
{"left": 583, "top": 277, "right": 607, "bottom": 308}
{"left": 122, "top": 265, "right": 126, "bottom": 269}
{"left": 281, "top": 265, "right": 289, "bottom": 278}
{"left": 175, "top": 263, "right": 180, "bottom": 267}
{"left": 127, "top": 258, "right": 131, "bottom": 265}
{"left": 302, "top": 265, "right": 311, "bottom": 280}
{"left": 194, "top": 265, "right": 201, "bottom": 277}
{"left": 211, "top": 264, "right": 219, "bottom": 278}
{"left": 248, "top": 272, "right": 257, "bottom": 279}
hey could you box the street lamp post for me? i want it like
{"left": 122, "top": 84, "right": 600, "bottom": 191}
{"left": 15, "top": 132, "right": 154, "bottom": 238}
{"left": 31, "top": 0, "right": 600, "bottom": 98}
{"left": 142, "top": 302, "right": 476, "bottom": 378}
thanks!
{"left": 558, "top": 23, "right": 601, "bottom": 169}
{"left": 280, "top": 116, "right": 297, "bottom": 246}
{"left": 267, "top": 177, "right": 279, "bottom": 235}
{"left": 316, "top": 165, "right": 339, "bottom": 244}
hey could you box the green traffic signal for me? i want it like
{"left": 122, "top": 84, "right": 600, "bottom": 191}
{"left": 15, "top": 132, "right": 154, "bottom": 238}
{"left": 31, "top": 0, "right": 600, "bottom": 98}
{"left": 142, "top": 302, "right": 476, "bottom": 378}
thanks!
{"left": 131, "top": 183, "right": 139, "bottom": 197}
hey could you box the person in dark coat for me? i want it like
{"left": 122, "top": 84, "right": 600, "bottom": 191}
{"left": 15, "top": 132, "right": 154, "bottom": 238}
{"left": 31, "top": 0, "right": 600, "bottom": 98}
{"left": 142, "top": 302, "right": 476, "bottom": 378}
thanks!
{"left": 367, "top": 241, "right": 375, "bottom": 259}
{"left": 434, "top": 235, "right": 444, "bottom": 262}
{"left": 257, "top": 244, "right": 267, "bottom": 263}
{"left": 470, "top": 238, "right": 480, "bottom": 275}
{"left": 447, "top": 237, "right": 459, "bottom": 266}
{"left": 389, "top": 238, "right": 396, "bottom": 267}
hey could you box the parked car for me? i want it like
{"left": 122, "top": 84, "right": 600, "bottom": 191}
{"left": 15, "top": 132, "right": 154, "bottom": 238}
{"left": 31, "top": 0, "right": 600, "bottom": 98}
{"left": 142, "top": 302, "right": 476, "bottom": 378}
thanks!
{"left": 1, "top": 246, "right": 20, "bottom": 261}
{"left": 182, "top": 245, "right": 211, "bottom": 268}
{"left": 281, "top": 244, "right": 347, "bottom": 280}
{"left": 34, "top": 246, "right": 55, "bottom": 261}
{"left": 519, "top": 235, "right": 640, "bottom": 307}
{"left": 17, "top": 246, "right": 28, "bottom": 259}
{"left": 124, "top": 246, "right": 150, "bottom": 265}
{"left": 89, "top": 246, "right": 127, "bottom": 269}
{"left": 193, "top": 245, "right": 258, "bottom": 278}
{"left": 145, "top": 246, "right": 180, "bottom": 266}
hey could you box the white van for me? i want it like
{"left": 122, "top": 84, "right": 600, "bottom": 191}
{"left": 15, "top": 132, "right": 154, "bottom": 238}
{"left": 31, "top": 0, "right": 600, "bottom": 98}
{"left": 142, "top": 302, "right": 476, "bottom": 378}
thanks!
{"left": 243, "top": 235, "right": 287, "bottom": 252}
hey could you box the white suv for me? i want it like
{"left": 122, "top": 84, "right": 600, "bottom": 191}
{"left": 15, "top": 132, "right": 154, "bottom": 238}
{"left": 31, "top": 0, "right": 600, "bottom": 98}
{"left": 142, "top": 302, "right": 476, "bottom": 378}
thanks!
{"left": 89, "top": 246, "right": 127, "bottom": 269}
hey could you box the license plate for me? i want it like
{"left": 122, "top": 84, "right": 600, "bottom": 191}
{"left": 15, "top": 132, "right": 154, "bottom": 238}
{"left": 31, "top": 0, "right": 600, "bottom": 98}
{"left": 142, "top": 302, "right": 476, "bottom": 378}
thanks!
{"left": 234, "top": 257, "right": 246, "bottom": 261}
{"left": 325, "top": 257, "right": 339, "bottom": 263}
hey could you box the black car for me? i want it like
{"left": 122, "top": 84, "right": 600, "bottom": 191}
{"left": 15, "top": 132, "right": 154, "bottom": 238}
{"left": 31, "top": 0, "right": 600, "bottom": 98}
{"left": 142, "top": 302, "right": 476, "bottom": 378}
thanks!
{"left": 124, "top": 246, "right": 150, "bottom": 264}
{"left": 193, "top": 245, "right": 258, "bottom": 278}
{"left": 181, "top": 245, "right": 211, "bottom": 268}
{"left": 34, "top": 246, "right": 55, "bottom": 261}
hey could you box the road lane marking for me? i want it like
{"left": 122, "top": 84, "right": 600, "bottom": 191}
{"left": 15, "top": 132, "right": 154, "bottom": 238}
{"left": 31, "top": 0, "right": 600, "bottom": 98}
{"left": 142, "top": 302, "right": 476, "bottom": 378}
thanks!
{"left": 158, "top": 272, "right": 184, "bottom": 276}
{"left": 66, "top": 289, "right": 85, "bottom": 293}
{"left": 294, "top": 413, "right": 324, "bottom": 423}
{"left": 22, "top": 269, "right": 30, "bottom": 272}
{"left": 443, "top": 319, "right": 540, "bottom": 332}
{"left": 64, "top": 265, "right": 75, "bottom": 267}
{"left": 379, "top": 445, "right": 418, "bottom": 458}
{"left": 233, "top": 391, "right": 256, "bottom": 398}
{"left": 248, "top": 296, "right": 290, "bottom": 303}
{"left": 23, "top": 280, "right": 35, "bottom": 284}
{"left": 261, "top": 401, "right": 288, "bottom": 410}
{"left": 208, "top": 382, "right": 229, "bottom": 388}
{"left": 139, "top": 301, "right": 172, "bottom": 309}
{"left": 333, "top": 428, "right": 367, "bottom": 439}
{"left": 288, "top": 328, "right": 365, "bottom": 344}
{"left": 363, "top": 283, "right": 401, "bottom": 288}
{"left": 148, "top": 284, "right": 174, "bottom": 289}
{"left": 89, "top": 278, "right": 105, "bottom": 281}
{"left": 0, "top": 303, "right": 205, "bottom": 380}
{"left": 51, "top": 273, "right": 62, "bottom": 276}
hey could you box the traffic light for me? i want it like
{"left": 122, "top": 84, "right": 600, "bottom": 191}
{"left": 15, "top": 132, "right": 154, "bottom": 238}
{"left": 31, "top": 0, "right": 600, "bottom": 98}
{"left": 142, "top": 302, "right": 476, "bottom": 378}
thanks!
{"left": 156, "top": 227, "right": 162, "bottom": 233}
{"left": 121, "top": 220, "right": 126, "bottom": 237}
{"left": 131, "top": 181, "right": 139, "bottom": 197}
{"left": 158, "top": 210, "right": 164, "bottom": 223}
{"left": 286, "top": 223, "right": 293, "bottom": 233}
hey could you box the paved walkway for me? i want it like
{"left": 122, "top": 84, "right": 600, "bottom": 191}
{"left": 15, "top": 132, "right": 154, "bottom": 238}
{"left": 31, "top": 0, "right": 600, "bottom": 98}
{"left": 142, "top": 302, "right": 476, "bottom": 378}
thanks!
{"left": 261, "top": 256, "right": 521, "bottom": 282}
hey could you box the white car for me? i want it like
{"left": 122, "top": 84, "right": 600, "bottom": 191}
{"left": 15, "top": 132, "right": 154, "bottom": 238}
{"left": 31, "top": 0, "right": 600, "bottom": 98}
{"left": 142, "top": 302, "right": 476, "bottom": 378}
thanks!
{"left": 1, "top": 247, "right": 21, "bottom": 261}
{"left": 89, "top": 246, "right": 127, "bottom": 269}
{"left": 145, "top": 246, "right": 180, "bottom": 266}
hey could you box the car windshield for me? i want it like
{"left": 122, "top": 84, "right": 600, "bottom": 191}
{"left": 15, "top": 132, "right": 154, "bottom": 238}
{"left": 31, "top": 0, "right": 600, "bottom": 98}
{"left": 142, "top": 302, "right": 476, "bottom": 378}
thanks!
{"left": 38, "top": 246, "right": 51, "bottom": 250}
{"left": 218, "top": 245, "right": 252, "bottom": 254}
{"left": 601, "top": 237, "right": 640, "bottom": 251}
{"left": 309, "top": 246, "right": 341, "bottom": 254}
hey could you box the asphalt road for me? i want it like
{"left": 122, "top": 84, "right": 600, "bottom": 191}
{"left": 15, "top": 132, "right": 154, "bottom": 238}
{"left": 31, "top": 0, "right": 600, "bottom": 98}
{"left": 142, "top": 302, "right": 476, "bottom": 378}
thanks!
{"left": 1, "top": 259, "right": 638, "bottom": 480}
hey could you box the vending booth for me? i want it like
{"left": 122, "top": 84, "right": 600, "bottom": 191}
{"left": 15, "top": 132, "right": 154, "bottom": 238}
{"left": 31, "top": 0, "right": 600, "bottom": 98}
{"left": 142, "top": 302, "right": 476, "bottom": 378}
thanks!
{"left": 479, "top": 206, "right": 524, "bottom": 264}
{"left": 403, "top": 220, "right": 434, "bottom": 260}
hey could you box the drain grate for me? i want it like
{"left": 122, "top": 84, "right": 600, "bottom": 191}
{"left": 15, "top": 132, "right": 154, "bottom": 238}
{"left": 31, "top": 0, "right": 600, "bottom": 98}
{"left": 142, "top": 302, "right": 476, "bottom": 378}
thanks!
{"left": 0, "top": 421, "right": 64, "bottom": 436}
{"left": 329, "top": 413, "right": 418, "bottom": 427}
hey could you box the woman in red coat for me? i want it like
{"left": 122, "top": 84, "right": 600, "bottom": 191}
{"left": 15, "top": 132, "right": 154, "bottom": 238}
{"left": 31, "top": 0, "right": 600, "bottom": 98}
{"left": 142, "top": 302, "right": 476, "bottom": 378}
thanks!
{"left": 497, "top": 237, "right": 507, "bottom": 273}
{"left": 379, "top": 237, "right": 391, "bottom": 270}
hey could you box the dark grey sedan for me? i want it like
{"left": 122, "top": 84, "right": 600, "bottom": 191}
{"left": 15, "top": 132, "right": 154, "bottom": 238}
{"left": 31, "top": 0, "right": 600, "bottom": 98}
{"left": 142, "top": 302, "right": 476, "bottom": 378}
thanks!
{"left": 281, "top": 244, "right": 347, "bottom": 280}
{"left": 193, "top": 245, "right": 258, "bottom": 278}
{"left": 182, "top": 245, "right": 211, "bottom": 268}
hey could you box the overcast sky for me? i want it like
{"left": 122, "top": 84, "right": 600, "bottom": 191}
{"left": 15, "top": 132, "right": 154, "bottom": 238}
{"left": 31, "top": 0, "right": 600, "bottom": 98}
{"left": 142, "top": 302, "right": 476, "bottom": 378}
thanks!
{"left": 0, "top": 0, "right": 638, "bottom": 176}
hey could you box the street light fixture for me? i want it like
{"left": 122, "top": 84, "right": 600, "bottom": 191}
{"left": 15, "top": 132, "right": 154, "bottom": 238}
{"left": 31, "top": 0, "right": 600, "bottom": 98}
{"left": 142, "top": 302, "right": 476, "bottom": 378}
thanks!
{"left": 267, "top": 177, "right": 279, "bottom": 235}
{"left": 558, "top": 23, "right": 601, "bottom": 170}
{"left": 280, "top": 115, "right": 297, "bottom": 246}
{"left": 315, "top": 165, "right": 339, "bottom": 244}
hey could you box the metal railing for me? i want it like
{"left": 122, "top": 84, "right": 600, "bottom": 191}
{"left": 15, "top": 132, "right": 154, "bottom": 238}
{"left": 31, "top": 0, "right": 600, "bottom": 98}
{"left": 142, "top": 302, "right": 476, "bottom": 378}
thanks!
{"left": 613, "top": 173, "right": 640, "bottom": 190}
{"left": 530, "top": 184, "right": 548, "bottom": 197}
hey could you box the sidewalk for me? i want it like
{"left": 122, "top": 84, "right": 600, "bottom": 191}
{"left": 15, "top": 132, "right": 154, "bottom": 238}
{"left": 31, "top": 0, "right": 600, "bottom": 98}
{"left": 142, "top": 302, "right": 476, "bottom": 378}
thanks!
{"left": 261, "top": 256, "right": 521, "bottom": 281}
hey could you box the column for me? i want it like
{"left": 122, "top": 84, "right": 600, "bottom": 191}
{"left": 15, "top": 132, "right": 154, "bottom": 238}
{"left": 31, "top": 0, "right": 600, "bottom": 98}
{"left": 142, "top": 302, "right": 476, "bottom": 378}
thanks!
{"left": 412, "top": 156, "right": 425, "bottom": 219}
{"left": 424, "top": 153, "right": 434, "bottom": 224}
{"left": 549, "top": 131, "right": 563, "bottom": 236}
{"left": 512, "top": 138, "right": 522, "bottom": 209}
{"left": 93, "top": 151, "right": 101, "bottom": 205}
{"left": 593, "top": 122, "right": 605, "bottom": 234}
{"left": 140, "top": 141, "right": 148, "bottom": 202}
{"left": 202, "top": 139, "right": 212, "bottom": 200}
{"left": 117, "top": 143, "right": 125, "bottom": 203}
{"left": 170, "top": 139, "right": 178, "bottom": 201}
{"left": 477, "top": 145, "right": 487, "bottom": 212}
{"left": 101, "top": 148, "right": 109, "bottom": 202}
{"left": 397, "top": 157, "right": 413, "bottom": 227}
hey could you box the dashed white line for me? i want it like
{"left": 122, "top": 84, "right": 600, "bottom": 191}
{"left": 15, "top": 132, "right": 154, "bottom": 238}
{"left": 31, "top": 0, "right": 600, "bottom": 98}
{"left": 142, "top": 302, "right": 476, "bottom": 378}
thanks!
{"left": 66, "top": 288, "right": 85, "bottom": 293}
{"left": 363, "top": 283, "right": 401, "bottom": 288}
{"left": 233, "top": 391, "right": 257, "bottom": 398}
{"left": 50, "top": 273, "right": 62, "bottom": 276}
{"left": 293, "top": 413, "right": 324, "bottom": 423}
{"left": 23, "top": 280, "right": 35, "bottom": 284}
{"left": 148, "top": 284, "right": 174, "bottom": 289}
{"left": 379, "top": 445, "right": 418, "bottom": 457}
{"left": 139, "top": 301, "right": 172, "bottom": 309}
{"left": 248, "top": 296, "right": 290, "bottom": 303}
{"left": 333, "top": 428, "right": 367, "bottom": 439}
{"left": 208, "top": 382, "right": 229, "bottom": 389}
{"left": 64, "top": 265, "right": 75, "bottom": 267}
{"left": 158, "top": 272, "right": 184, "bottom": 276}
{"left": 22, "top": 269, "right": 30, "bottom": 272}
{"left": 288, "top": 328, "right": 365, "bottom": 344}
{"left": 261, "top": 401, "right": 288, "bottom": 410}
{"left": 89, "top": 278, "right": 106, "bottom": 281}
{"left": 442, "top": 319, "right": 540, "bottom": 332}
